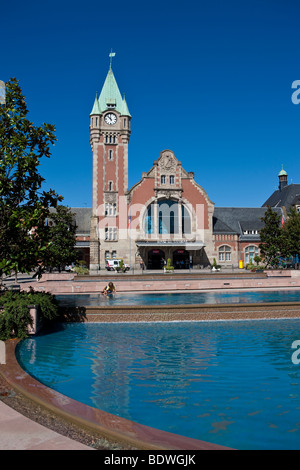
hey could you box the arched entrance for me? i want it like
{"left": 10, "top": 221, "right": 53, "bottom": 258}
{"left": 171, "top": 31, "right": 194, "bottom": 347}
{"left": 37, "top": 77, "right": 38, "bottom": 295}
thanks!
{"left": 173, "top": 249, "right": 189, "bottom": 269}
{"left": 147, "top": 249, "right": 165, "bottom": 270}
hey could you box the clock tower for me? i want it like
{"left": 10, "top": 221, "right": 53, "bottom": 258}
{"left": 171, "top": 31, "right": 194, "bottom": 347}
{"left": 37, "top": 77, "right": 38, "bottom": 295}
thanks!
{"left": 89, "top": 57, "right": 131, "bottom": 272}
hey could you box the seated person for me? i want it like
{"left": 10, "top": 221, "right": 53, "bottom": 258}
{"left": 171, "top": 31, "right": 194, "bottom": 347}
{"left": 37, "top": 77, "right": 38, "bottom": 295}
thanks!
{"left": 101, "top": 282, "right": 117, "bottom": 295}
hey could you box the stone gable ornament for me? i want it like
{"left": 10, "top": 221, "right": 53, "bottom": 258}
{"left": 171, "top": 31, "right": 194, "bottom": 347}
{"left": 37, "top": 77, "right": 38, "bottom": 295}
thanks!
{"left": 161, "top": 154, "right": 176, "bottom": 170}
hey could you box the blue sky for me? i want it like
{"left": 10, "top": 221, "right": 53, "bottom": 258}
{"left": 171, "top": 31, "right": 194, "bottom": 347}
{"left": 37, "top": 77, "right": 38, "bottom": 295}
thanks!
{"left": 2, "top": 0, "right": 300, "bottom": 208}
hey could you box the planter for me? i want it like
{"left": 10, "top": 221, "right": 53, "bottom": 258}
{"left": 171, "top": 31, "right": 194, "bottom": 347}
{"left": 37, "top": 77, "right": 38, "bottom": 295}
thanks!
{"left": 0, "top": 304, "right": 42, "bottom": 337}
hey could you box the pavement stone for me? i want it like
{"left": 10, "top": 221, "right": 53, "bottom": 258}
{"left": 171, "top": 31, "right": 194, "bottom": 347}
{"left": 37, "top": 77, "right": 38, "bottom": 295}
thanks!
{"left": 0, "top": 401, "right": 92, "bottom": 450}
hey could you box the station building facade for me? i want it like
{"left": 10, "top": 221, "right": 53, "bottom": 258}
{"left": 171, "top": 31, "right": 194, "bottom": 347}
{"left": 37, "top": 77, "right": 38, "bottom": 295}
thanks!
{"left": 71, "top": 64, "right": 299, "bottom": 271}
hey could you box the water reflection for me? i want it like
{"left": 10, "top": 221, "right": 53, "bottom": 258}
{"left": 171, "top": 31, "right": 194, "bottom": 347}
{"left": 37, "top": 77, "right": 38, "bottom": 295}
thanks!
{"left": 16, "top": 320, "right": 300, "bottom": 449}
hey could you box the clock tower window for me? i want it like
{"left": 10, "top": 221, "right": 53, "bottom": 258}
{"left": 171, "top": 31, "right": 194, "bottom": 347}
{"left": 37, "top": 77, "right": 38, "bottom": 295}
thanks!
{"left": 105, "top": 134, "right": 117, "bottom": 144}
{"left": 105, "top": 227, "right": 117, "bottom": 241}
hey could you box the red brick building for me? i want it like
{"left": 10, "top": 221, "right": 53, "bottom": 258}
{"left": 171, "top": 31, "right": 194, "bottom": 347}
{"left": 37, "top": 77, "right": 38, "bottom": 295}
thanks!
{"left": 72, "top": 61, "right": 291, "bottom": 272}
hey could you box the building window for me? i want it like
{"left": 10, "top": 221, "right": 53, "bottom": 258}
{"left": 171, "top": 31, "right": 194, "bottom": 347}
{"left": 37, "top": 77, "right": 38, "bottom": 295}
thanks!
{"left": 297, "top": 206, "right": 300, "bottom": 213}
{"left": 245, "top": 245, "right": 258, "bottom": 263}
{"left": 144, "top": 204, "right": 154, "bottom": 234}
{"left": 144, "top": 200, "right": 191, "bottom": 235}
{"left": 169, "top": 175, "right": 175, "bottom": 184}
{"left": 105, "top": 203, "right": 117, "bottom": 216}
{"left": 161, "top": 175, "right": 166, "bottom": 184}
{"left": 108, "top": 181, "right": 113, "bottom": 191}
{"left": 105, "top": 227, "right": 117, "bottom": 241}
{"left": 219, "top": 245, "right": 231, "bottom": 262}
{"left": 105, "top": 135, "right": 116, "bottom": 144}
{"left": 105, "top": 251, "right": 110, "bottom": 259}
{"left": 112, "top": 250, "right": 117, "bottom": 259}
{"left": 108, "top": 149, "right": 113, "bottom": 160}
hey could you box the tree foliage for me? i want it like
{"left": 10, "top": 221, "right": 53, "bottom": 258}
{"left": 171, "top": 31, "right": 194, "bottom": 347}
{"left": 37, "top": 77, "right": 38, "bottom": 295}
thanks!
{"left": 260, "top": 206, "right": 300, "bottom": 268}
{"left": 41, "top": 205, "right": 78, "bottom": 274}
{"left": 259, "top": 207, "right": 284, "bottom": 268}
{"left": 282, "top": 207, "right": 300, "bottom": 267}
{"left": 0, "top": 78, "right": 63, "bottom": 277}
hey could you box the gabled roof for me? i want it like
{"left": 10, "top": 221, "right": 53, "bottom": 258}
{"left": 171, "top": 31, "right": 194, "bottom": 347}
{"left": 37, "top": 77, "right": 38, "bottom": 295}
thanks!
{"left": 262, "top": 184, "right": 300, "bottom": 210}
{"left": 71, "top": 207, "right": 92, "bottom": 234}
{"left": 49, "top": 207, "right": 92, "bottom": 234}
{"left": 213, "top": 207, "right": 283, "bottom": 240}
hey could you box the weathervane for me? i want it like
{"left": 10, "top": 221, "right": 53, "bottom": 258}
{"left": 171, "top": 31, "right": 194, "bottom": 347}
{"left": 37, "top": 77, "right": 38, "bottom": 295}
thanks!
{"left": 109, "top": 49, "right": 116, "bottom": 69}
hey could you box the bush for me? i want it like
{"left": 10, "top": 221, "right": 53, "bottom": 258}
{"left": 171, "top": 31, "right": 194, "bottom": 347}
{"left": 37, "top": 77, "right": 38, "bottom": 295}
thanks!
{"left": 73, "top": 265, "right": 89, "bottom": 275}
{"left": 0, "top": 289, "right": 59, "bottom": 340}
{"left": 254, "top": 255, "right": 261, "bottom": 266}
{"left": 165, "top": 258, "right": 174, "bottom": 272}
{"left": 212, "top": 258, "right": 221, "bottom": 270}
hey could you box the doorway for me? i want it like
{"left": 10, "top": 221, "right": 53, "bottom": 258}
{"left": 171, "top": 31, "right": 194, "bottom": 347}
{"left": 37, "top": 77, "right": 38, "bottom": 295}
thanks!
{"left": 147, "top": 249, "right": 165, "bottom": 270}
{"left": 173, "top": 249, "right": 189, "bottom": 269}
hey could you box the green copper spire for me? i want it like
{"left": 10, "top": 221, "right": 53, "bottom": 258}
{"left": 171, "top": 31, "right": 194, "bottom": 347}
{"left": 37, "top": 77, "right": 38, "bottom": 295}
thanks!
{"left": 91, "top": 52, "right": 130, "bottom": 116}
{"left": 98, "top": 67, "right": 123, "bottom": 113}
{"left": 278, "top": 165, "right": 287, "bottom": 177}
{"left": 120, "top": 95, "right": 131, "bottom": 117}
{"left": 90, "top": 93, "right": 101, "bottom": 115}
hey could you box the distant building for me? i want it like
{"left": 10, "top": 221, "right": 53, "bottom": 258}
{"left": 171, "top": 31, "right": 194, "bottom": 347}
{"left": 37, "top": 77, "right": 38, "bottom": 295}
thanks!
{"left": 69, "top": 61, "right": 298, "bottom": 271}
{"left": 262, "top": 168, "right": 300, "bottom": 216}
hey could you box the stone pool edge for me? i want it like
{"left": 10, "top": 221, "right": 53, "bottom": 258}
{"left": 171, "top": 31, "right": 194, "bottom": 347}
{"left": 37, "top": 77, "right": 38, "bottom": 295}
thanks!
{"left": 69, "top": 301, "right": 300, "bottom": 323}
{"left": 0, "top": 340, "right": 232, "bottom": 451}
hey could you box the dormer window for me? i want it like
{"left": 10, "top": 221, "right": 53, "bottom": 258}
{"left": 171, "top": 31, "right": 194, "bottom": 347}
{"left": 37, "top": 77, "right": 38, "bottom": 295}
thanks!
{"left": 170, "top": 175, "right": 175, "bottom": 184}
{"left": 106, "top": 98, "right": 116, "bottom": 108}
{"left": 161, "top": 175, "right": 166, "bottom": 184}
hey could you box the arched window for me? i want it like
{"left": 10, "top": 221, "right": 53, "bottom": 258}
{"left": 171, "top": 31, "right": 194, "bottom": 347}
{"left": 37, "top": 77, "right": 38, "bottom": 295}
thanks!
{"left": 144, "top": 200, "right": 191, "bottom": 235}
{"left": 144, "top": 204, "right": 154, "bottom": 234}
{"left": 158, "top": 200, "right": 178, "bottom": 234}
{"left": 182, "top": 205, "right": 191, "bottom": 234}
{"left": 219, "top": 245, "right": 231, "bottom": 262}
{"left": 245, "top": 245, "right": 258, "bottom": 263}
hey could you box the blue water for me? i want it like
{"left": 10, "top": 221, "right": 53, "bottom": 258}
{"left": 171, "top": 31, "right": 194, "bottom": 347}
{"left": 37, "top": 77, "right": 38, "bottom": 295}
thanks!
{"left": 56, "top": 289, "right": 300, "bottom": 307}
{"left": 17, "top": 320, "right": 300, "bottom": 450}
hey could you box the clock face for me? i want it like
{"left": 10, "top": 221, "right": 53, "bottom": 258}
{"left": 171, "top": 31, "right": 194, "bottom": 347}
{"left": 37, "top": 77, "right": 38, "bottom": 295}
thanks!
{"left": 104, "top": 113, "right": 117, "bottom": 125}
